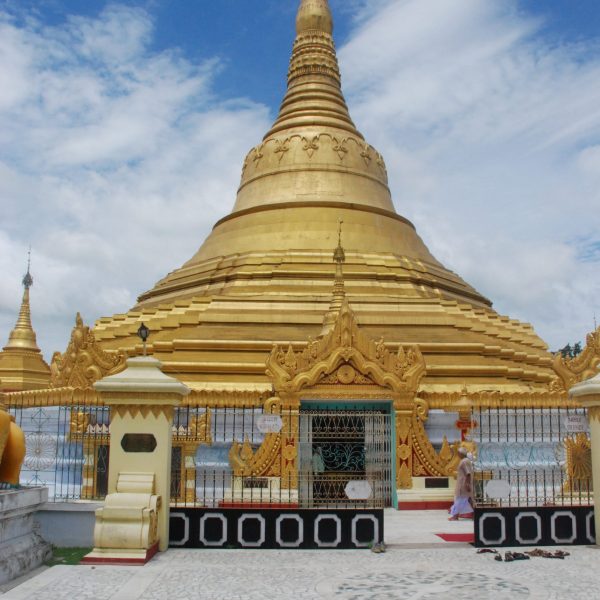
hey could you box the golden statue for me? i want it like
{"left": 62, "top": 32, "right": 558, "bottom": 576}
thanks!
{"left": 0, "top": 395, "right": 25, "bottom": 485}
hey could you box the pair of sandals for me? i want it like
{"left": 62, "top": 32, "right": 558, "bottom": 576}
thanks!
{"left": 494, "top": 551, "right": 530, "bottom": 562}
{"left": 524, "top": 548, "right": 570, "bottom": 559}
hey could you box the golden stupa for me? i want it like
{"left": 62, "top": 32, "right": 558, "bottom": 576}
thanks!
{"left": 5, "top": 0, "right": 598, "bottom": 504}
{"left": 92, "top": 0, "right": 555, "bottom": 394}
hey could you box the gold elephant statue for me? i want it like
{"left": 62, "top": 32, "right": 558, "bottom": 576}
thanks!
{"left": 0, "top": 394, "right": 26, "bottom": 485}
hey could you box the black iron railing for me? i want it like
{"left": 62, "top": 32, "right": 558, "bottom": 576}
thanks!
{"left": 8, "top": 394, "right": 109, "bottom": 500}
{"left": 472, "top": 406, "right": 593, "bottom": 508}
{"left": 7, "top": 398, "right": 392, "bottom": 509}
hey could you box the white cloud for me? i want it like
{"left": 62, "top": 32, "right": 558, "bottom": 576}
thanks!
{"left": 0, "top": 4, "right": 271, "bottom": 359}
{"left": 339, "top": 0, "right": 600, "bottom": 349}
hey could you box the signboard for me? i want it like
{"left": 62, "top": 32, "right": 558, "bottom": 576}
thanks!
{"left": 345, "top": 480, "right": 373, "bottom": 500}
{"left": 256, "top": 414, "right": 283, "bottom": 434}
{"left": 485, "top": 480, "right": 511, "bottom": 500}
{"left": 564, "top": 415, "right": 588, "bottom": 433}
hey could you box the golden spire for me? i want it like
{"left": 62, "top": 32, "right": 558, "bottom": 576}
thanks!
{"left": 4, "top": 250, "right": 41, "bottom": 353}
{"left": 332, "top": 218, "right": 346, "bottom": 301}
{"left": 266, "top": 0, "right": 358, "bottom": 138}
{"left": 321, "top": 219, "right": 346, "bottom": 335}
{"left": 231, "top": 0, "right": 394, "bottom": 216}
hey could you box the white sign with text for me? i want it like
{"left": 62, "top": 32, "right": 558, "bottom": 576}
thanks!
{"left": 564, "top": 415, "right": 588, "bottom": 433}
{"left": 256, "top": 414, "right": 283, "bottom": 434}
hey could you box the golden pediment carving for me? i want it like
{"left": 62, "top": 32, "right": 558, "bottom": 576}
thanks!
{"left": 318, "top": 364, "right": 376, "bottom": 386}
{"left": 552, "top": 327, "right": 600, "bottom": 391}
{"left": 50, "top": 313, "right": 126, "bottom": 390}
{"left": 266, "top": 299, "right": 426, "bottom": 395}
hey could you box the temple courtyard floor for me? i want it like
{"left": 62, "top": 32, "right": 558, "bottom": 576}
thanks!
{"left": 1, "top": 510, "right": 598, "bottom": 599}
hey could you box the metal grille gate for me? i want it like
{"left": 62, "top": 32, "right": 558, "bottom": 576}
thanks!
{"left": 298, "top": 409, "right": 393, "bottom": 508}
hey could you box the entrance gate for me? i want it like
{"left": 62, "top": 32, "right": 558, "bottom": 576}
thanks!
{"left": 168, "top": 405, "right": 390, "bottom": 549}
{"left": 298, "top": 409, "right": 393, "bottom": 508}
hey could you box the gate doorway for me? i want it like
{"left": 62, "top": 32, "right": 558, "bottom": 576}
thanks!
{"left": 298, "top": 405, "right": 394, "bottom": 508}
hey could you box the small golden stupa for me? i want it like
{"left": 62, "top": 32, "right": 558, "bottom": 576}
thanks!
{"left": 0, "top": 257, "right": 50, "bottom": 392}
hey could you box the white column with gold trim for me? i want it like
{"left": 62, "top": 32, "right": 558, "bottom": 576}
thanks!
{"left": 570, "top": 367, "right": 600, "bottom": 544}
{"left": 84, "top": 357, "right": 189, "bottom": 563}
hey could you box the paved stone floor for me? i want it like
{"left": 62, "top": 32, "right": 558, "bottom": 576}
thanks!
{"left": 2, "top": 511, "right": 598, "bottom": 599}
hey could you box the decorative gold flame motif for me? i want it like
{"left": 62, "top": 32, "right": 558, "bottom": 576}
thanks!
{"left": 565, "top": 433, "right": 592, "bottom": 481}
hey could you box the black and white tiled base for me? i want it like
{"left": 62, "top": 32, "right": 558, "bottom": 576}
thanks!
{"left": 475, "top": 506, "right": 595, "bottom": 547}
{"left": 169, "top": 508, "right": 384, "bottom": 549}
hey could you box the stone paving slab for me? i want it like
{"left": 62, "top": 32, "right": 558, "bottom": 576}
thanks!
{"left": 3, "top": 545, "right": 599, "bottom": 600}
{"left": 2, "top": 511, "right": 598, "bottom": 599}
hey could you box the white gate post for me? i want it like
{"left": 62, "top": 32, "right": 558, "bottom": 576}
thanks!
{"left": 570, "top": 367, "right": 600, "bottom": 544}
{"left": 83, "top": 357, "right": 189, "bottom": 564}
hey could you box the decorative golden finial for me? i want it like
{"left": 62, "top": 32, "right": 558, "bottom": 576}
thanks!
{"left": 3, "top": 249, "right": 41, "bottom": 353}
{"left": 334, "top": 219, "right": 345, "bottom": 264}
{"left": 23, "top": 246, "right": 32, "bottom": 290}
{"left": 296, "top": 0, "right": 333, "bottom": 35}
{"left": 320, "top": 220, "right": 347, "bottom": 335}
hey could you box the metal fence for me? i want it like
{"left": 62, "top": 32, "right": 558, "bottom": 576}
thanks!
{"left": 8, "top": 397, "right": 393, "bottom": 509}
{"left": 472, "top": 406, "right": 593, "bottom": 507}
{"left": 8, "top": 396, "right": 110, "bottom": 500}
{"left": 13, "top": 396, "right": 589, "bottom": 510}
{"left": 170, "top": 407, "right": 393, "bottom": 509}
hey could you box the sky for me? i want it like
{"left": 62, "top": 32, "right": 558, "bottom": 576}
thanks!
{"left": 0, "top": 0, "right": 599, "bottom": 361}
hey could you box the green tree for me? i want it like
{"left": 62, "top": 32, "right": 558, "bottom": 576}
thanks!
{"left": 558, "top": 342, "right": 583, "bottom": 358}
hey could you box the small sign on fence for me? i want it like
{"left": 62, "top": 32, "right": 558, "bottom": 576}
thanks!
{"left": 256, "top": 414, "right": 283, "bottom": 434}
{"left": 345, "top": 480, "right": 373, "bottom": 500}
{"left": 564, "top": 415, "right": 588, "bottom": 433}
{"left": 485, "top": 480, "right": 511, "bottom": 500}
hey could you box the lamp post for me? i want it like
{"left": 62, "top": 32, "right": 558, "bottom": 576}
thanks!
{"left": 137, "top": 323, "right": 150, "bottom": 356}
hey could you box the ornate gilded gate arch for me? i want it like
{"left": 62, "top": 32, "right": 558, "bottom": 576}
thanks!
{"left": 229, "top": 300, "right": 460, "bottom": 497}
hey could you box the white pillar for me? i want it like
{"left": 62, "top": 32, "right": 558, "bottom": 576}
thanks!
{"left": 87, "top": 357, "right": 189, "bottom": 561}
{"left": 570, "top": 367, "right": 600, "bottom": 544}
